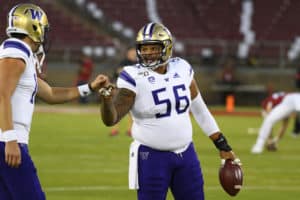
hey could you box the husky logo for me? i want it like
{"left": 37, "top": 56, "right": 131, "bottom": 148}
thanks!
{"left": 139, "top": 152, "right": 149, "bottom": 160}
{"left": 26, "top": 9, "right": 43, "bottom": 21}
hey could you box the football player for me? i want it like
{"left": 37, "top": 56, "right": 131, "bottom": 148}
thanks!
{"left": 260, "top": 92, "right": 289, "bottom": 151}
{"left": 0, "top": 4, "right": 108, "bottom": 200}
{"left": 252, "top": 92, "right": 300, "bottom": 154}
{"left": 99, "top": 22, "right": 241, "bottom": 200}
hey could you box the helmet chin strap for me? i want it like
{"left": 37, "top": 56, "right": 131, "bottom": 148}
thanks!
{"left": 144, "top": 60, "right": 161, "bottom": 70}
{"left": 141, "top": 51, "right": 166, "bottom": 70}
{"left": 143, "top": 59, "right": 169, "bottom": 70}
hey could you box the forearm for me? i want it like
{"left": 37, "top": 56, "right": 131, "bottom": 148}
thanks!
{"left": 210, "top": 132, "right": 237, "bottom": 161}
{"left": 0, "top": 95, "right": 14, "bottom": 131}
{"left": 37, "top": 77, "right": 95, "bottom": 104}
{"left": 99, "top": 87, "right": 134, "bottom": 126}
{"left": 39, "top": 87, "right": 80, "bottom": 104}
{"left": 100, "top": 97, "right": 118, "bottom": 126}
{"left": 210, "top": 132, "right": 232, "bottom": 151}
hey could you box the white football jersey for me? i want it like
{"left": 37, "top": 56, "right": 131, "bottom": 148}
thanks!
{"left": 117, "top": 57, "right": 194, "bottom": 150}
{"left": 0, "top": 38, "right": 38, "bottom": 144}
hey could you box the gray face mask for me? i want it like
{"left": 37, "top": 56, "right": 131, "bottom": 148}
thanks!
{"left": 34, "top": 45, "right": 45, "bottom": 73}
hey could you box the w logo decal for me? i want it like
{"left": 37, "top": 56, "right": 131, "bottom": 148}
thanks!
{"left": 28, "top": 9, "right": 43, "bottom": 20}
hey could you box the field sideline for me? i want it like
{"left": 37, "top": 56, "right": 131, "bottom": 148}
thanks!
{"left": 29, "top": 104, "right": 300, "bottom": 200}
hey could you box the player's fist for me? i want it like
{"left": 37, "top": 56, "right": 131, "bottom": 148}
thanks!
{"left": 90, "top": 74, "right": 111, "bottom": 91}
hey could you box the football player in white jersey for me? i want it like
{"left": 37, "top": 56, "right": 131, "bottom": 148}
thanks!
{"left": 0, "top": 4, "right": 108, "bottom": 200}
{"left": 252, "top": 92, "right": 300, "bottom": 154}
{"left": 99, "top": 23, "right": 241, "bottom": 200}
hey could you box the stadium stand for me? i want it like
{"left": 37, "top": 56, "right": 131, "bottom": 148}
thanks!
{"left": 253, "top": 0, "right": 299, "bottom": 41}
{"left": 94, "top": 0, "right": 148, "bottom": 32}
{"left": 79, "top": 0, "right": 300, "bottom": 67}
{"left": 1, "top": 0, "right": 299, "bottom": 105}
{"left": 0, "top": 0, "right": 117, "bottom": 61}
{"left": 3, "top": 0, "right": 300, "bottom": 66}
{"left": 249, "top": 0, "right": 300, "bottom": 66}
{"left": 74, "top": 0, "right": 243, "bottom": 64}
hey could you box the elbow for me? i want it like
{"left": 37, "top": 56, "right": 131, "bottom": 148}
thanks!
{"left": 102, "top": 119, "right": 113, "bottom": 126}
{"left": 0, "top": 94, "right": 4, "bottom": 102}
{"left": 101, "top": 117, "right": 117, "bottom": 127}
{"left": 46, "top": 100, "right": 56, "bottom": 105}
{"left": 0, "top": 93, "right": 11, "bottom": 104}
{"left": 38, "top": 95, "right": 57, "bottom": 105}
{"left": 42, "top": 97, "right": 68, "bottom": 105}
{"left": 100, "top": 108, "right": 118, "bottom": 126}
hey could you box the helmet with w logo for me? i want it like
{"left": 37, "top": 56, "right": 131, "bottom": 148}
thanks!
{"left": 6, "top": 3, "right": 49, "bottom": 43}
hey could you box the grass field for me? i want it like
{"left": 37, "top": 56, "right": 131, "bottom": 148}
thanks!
{"left": 29, "top": 105, "right": 300, "bottom": 200}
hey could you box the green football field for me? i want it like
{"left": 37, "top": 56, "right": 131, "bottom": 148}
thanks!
{"left": 29, "top": 105, "right": 300, "bottom": 200}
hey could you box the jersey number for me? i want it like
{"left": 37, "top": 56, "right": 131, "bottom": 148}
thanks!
{"left": 30, "top": 74, "right": 38, "bottom": 104}
{"left": 152, "top": 84, "right": 190, "bottom": 118}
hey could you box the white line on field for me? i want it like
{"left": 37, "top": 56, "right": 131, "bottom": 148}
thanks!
{"left": 35, "top": 105, "right": 98, "bottom": 114}
{"left": 44, "top": 185, "right": 300, "bottom": 192}
{"left": 45, "top": 186, "right": 127, "bottom": 192}
{"left": 42, "top": 169, "right": 127, "bottom": 173}
{"left": 41, "top": 167, "right": 300, "bottom": 174}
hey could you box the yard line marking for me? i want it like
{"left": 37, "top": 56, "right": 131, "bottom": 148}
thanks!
{"left": 206, "top": 186, "right": 300, "bottom": 191}
{"left": 42, "top": 169, "right": 127, "bottom": 173}
{"left": 44, "top": 185, "right": 300, "bottom": 192}
{"left": 35, "top": 105, "right": 261, "bottom": 116}
{"left": 45, "top": 186, "right": 128, "bottom": 192}
{"left": 247, "top": 127, "right": 259, "bottom": 135}
{"left": 35, "top": 105, "right": 98, "bottom": 114}
{"left": 39, "top": 167, "right": 300, "bottom": 174}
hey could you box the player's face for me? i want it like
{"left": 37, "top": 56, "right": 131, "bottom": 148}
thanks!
{"left": 139, "top": 44, "right": 162, "bottom": 65}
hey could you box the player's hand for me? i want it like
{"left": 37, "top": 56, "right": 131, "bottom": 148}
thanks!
{"left": 90, "top": 74, "right": 111, "bottom": 91}
{"left": 99, "top": 84, "right": 116, "bottom": 98}
{"left": 221, "top": 158, "right": 242, "bottom": 166}
{"left": 220, "top": 151, "right": 241, "bottom": 165}
{"left": 5, "top": 140, "right": 21, "bottom": 168}
{"left": 220, "top": 150, "right": 235, "bottom": 159}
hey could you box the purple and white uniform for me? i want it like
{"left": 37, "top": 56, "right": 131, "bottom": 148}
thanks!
{"left": 0, "top": 38, "right": 45, "bottom": 200}
{"left": 0, "top": 38, "right": 38, "bottom": 144}
{"left": 118, "top": 57, "right": 207, "bottom": 200}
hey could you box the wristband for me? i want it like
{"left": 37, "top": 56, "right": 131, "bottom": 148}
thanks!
{"left": 213, "top": 133, "right": 232, "bottom": 152}
{"left": 78, "top": 84, "right": 92, "bottom": 97}
{"left": 2, "top": 130, "right": 18, "bottom": 142}
{"left": 88, "top": 83, "right": 96, "bottom": 92}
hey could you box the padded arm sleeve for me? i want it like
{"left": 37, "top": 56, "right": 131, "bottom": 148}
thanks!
{"left": 190, "top": 93, "right": 220, "bottom": 136}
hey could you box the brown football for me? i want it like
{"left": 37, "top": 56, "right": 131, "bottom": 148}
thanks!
{"left": 219, "top": 159, "right": 243, "bottom": 196}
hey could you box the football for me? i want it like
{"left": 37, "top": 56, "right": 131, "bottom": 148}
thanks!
{"left": 219, "top": 159, "right": 243, "bottom": 196}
